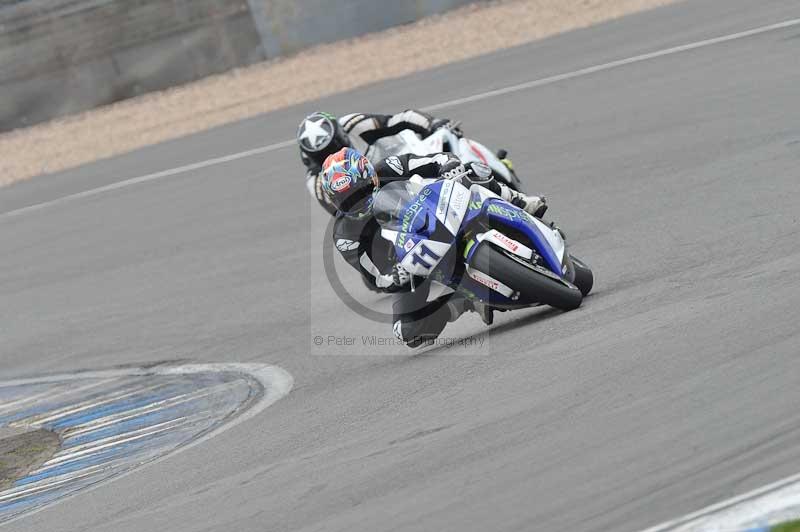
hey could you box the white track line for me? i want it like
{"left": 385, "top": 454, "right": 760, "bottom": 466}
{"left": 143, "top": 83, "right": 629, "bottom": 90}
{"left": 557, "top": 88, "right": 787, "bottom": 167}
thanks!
{"left": 1, "top": 141, "right": 295, "bottom": 219}
{"left": 2, "top": 17, "right": 799, "bottom": 221}
{"left": 641, "top": 471, "right": 800, "bottom": 531}
{"left": 423, "top": 17, "right": 800, "bottom": 112}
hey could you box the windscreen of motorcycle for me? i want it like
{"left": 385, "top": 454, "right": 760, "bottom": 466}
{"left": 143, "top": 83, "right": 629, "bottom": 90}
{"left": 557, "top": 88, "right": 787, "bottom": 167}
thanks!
{"left": 370, "top": 136, "right": 406, "bottom": 161}
{"left": 373, "top": 181, "right": 427, "bottom": 233}
{"left": 368, "top": 130, "right": 428, "bottom": 161}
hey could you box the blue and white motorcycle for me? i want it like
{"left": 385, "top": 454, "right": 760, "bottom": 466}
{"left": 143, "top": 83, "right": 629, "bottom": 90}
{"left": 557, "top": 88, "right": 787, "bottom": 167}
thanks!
{"left": 373, "top": 176, "right": 593, "bottom": 313}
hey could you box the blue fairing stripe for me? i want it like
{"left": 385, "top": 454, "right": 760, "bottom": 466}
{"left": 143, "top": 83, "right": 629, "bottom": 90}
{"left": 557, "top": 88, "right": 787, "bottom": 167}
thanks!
{"left": 482, "top": 202, "right": 563, "bottom": 276}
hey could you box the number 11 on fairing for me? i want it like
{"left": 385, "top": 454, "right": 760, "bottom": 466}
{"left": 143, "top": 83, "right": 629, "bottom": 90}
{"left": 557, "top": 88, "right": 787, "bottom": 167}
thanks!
{"left": 410, "top": 243, "right": 441, "bottom": 271}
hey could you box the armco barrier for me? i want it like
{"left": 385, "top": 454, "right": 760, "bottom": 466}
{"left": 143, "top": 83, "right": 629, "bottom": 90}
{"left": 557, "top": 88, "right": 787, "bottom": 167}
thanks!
{"left": 0, "top": 0, "right": 481, "bottom": 132}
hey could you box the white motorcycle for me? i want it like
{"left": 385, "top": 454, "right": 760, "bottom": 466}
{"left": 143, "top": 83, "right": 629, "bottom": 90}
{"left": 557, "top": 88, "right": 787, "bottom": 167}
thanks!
{"left": 368, "top": 123, "right": 524, "bottom": 192}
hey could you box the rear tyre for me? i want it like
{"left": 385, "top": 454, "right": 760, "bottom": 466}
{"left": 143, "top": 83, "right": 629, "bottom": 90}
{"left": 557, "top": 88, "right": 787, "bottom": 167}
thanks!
{"left": 570, "top": 255, "right": 594, "bottom": 297}
{"left": 470, "top": 244, "right": 583, "bottom": 311}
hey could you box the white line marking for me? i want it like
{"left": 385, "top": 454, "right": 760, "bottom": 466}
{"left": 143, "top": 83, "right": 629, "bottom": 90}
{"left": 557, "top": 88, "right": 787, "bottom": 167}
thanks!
{"left": 424, "top": 17, "right": 800, "bottom": 112}
{"left": 0, "top": 141, "right": 295, "bottom": 219}
{"left": 640, "top": 471, "right": 800, "bottom": 531}
{"left": 2, "top": 17, "right": 799, "bottom": 220}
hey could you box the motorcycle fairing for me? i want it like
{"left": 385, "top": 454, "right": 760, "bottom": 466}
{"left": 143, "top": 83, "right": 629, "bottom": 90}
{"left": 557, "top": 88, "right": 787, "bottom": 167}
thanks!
{"left": 457, "top": 137, "right": 513, "bottom": 182}
{"left": 434, "top": 179, "right": 471, "bottom": 235}
{"left": 399, "top": 239, "right": 451, "bottom": 277}
{"left": 463, "top": 188, "right": 565, "bottom": 276}
{"left": 377, "top": 180, "right": 569, "bottom": 305}
{"left": 465, "top": 265, "right": 516, "bottom": 298}
{"left": 477, "top": 229, "right": 534, "bottom": 261}
{"left": 386, "top": 181, "right": 456, "bottom": 277}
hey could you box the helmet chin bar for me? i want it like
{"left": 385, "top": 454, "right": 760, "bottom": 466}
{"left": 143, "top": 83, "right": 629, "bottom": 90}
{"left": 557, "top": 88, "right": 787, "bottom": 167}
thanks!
{"left": 343, "top": 195, "right": 375, "bottom": 220}
{"left": 340, "top": 189, "right": 372, "bottom": 215}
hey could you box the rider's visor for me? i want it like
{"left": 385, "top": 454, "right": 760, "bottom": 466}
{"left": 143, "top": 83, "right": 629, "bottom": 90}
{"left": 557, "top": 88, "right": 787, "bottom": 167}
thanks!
{"left": 342, "top": 194, "right": 374, "bottom": 220}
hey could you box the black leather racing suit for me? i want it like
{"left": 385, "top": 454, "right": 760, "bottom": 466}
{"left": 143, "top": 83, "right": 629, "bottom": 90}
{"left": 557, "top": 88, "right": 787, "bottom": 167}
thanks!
{"left": 305, "top": 110, "right": 447, "bottom": 215}
{"left": 331, "top": 152, "right": 461, "bottom": 293}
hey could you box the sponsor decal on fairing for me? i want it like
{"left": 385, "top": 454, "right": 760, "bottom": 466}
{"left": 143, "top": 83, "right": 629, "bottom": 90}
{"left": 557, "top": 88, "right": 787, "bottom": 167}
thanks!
{"left": 436, "top": 180, "right": 454, "bottom": 221}
{"left": 478, "top": 230, "right": 533, "bottom": 260}
{"left": 465, "top": 265, "right": 516, "bottom": 298}
{"left": 438, "top": 181, "right": 470, "bottom": 235}
{"left": 397, "top": 187, "right": 433, "bottom": 247}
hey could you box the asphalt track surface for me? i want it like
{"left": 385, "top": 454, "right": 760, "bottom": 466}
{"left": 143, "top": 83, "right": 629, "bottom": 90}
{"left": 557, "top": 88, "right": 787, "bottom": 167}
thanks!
{"left": 2, "top": 0, "right": 800, "bottom": 530}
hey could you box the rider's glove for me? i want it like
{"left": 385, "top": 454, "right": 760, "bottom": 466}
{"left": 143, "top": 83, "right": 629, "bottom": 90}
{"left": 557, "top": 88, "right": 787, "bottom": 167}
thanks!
{"left": 392, "top": 263, "right": 412, "bottom": 288}
{"left": 464, "top": 162, "right": 493, "bottom": 183}
{"left": 441, "top": 163, "right": 467, "bottom": 182}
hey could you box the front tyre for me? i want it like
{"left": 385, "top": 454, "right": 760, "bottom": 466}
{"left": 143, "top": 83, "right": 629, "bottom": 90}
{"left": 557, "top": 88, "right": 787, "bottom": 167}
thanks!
{"left": 470, "top": 245, "right": 583, "bottom": 311}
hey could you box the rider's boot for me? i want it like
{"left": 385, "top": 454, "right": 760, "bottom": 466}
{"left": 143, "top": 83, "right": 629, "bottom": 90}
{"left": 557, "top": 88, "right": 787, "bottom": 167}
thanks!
{"left": 472, "top": 301, "right": 494, "bottom": 326}
{"left": 500, "top": 185, "right": 548, "bottom": 218}
{"left": 445, "top": 298, "right": 469, "bottom": 322}
{"left": 445, "top": 297, "right": 494, "bottom": 326}
{"left": 496, "top": 149, "right": 514, "bottom": 173}
{"left": 459, "top": 299, "right": 495, "bottom": 326}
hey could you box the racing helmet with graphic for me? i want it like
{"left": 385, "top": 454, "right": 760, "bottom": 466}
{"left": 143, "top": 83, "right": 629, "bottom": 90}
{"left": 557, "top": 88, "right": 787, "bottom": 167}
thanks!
{"left": 321, "top": 148, "right": 379, "bottom": 218}
{"left": 297, "top": 112, "right": 351, "bottom": 167}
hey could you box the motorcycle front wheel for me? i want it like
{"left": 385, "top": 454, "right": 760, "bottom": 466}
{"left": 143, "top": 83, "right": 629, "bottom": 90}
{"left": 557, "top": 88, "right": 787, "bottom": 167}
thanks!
{"left": 470, "top": 244, "right": 583, "bottom": 311}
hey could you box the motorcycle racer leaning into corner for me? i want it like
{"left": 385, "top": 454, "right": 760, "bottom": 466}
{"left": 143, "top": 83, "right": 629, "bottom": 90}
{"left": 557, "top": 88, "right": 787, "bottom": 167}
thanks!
{"left": 322, "top": 147, "right": 548, "bottom": 348}
{"left": 298, "top": 109, "right": 524, "bottom": 215}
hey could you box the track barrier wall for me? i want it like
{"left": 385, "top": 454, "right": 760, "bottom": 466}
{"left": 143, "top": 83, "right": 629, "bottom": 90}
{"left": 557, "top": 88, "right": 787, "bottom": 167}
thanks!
{"left": 0, "top": 0, "right": 481, "bottom": 131}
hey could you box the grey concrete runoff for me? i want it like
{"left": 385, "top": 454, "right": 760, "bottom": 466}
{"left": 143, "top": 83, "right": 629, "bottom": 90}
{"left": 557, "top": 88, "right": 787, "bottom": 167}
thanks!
{"left": 2, "top": 0, "right": 800, "bottom": 530}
